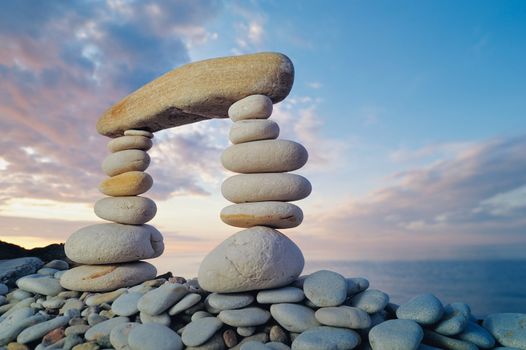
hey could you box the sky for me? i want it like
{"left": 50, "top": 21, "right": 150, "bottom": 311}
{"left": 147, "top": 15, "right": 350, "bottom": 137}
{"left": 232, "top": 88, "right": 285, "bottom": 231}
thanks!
{"left": 1, "top": 0, "right": 525, "bottom": 275}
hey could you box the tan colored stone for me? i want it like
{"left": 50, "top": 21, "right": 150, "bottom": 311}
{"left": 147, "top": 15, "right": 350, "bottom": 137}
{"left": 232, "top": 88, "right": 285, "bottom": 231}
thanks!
{"left": 221, "top": 202, "right": 303, "bottom": 229}
{"left": 6, "top": 343, "right": 29, "bottom": 350}
{"left": 96, "top": 53, "right": 294, "bottom": 137}
{"left": 108, "top": 135, "right": 153, "bottom": 152}
{"left": 101, "top": 150, "right": 150, "bottom": 177}
{"left": 228, "top": 95, "right": 273, "bottom": 122}
{"left": 99, "top": 171, "right": 152, "bottom": 196}
{"left": 221, "top": 140, "right": 308, "bottom": 173}
{"left": 60, "top": 262, "right": 157, "bottom": 292}
{"left": 229, "top": 119, "right": 279, "bottom": 144}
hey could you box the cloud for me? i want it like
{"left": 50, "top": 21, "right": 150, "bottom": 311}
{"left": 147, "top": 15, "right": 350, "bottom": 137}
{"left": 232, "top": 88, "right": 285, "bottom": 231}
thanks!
{"left": 0, "top": 1, "right": 222, "bottom": 205}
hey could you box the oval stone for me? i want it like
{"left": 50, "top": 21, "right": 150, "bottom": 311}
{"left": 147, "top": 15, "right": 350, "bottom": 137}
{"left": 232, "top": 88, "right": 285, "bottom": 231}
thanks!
{"left": 483, "top": 313, "right": 526, "bottom": 349}
{"left": 109, "top": 322, "right": 139, "bottom": 350}
{"left": 396, "top": 294, "right": 444, "bottom": 325}
{"left": 291, "top": 326, "right": 360, "bottom": 350}
{"left": 16, "top": 274, "right": 63, "bottom": 296}
{"left": 137, "top": 282, "right": 188, "bottom": 316}
{"left": 229, "top": 119, "right": 279, "bottom": 144}
{"left": 85, "top": 316, "right": 130, "bottom": 342}
{"left": 350, "top": 289, "right": 389, "bottom": 314}
{"left": 221, "top": 202, "right": 303, "bottom": 229}
{"left": 124, "top": 129, "right": 154, "bottom": 138}
{"left": 228, "top": 95, "right": 273, "bottom": 122}
{"left": 315, "top": 306, "right": 371, "bottom": 329}
{"left": 369, "top": 319, "right": 423, "bottom": 350}
{"left": 218, "top": 307, "right": 270, "bottom": 327}
{"left": 270, "top": 303, "right": 321, "bottom": 333}
{"left": 112, "top": 292, "right": 143, "bottom": 317}
{"left": 99, "top": 171, "right": 153, "bottom": 196}
{"left": 128, "top": 323, "right": 183, "bottom": 350}
{"left": 94, "top": 196, "right": 157, "bottom": 225}
{"left": 65, "top": 223, "right": 164, "bottom": 264}
{"left": 181, "top": 317, "right": 224, "bottom": 347}
{"left": 457, "top": 322, "right": 495, "bottom": 348}
{"left": 222, "top": 174, "right": 311, "bottom": 203}
{"left": 102, "top": 150, "right": 150, "bottom": 177}
{"left": 304, "top": 270, "right": 347, "bottom": 307}
{"left": 60, "top": 262, "right": 157, "bottom": 292}
{"left": 434, "top": 303, "right": 469, "bottom": 336}
{"left": 257, "top": 287, "right": 304, "bottom": 304}
{"left": 207, "top": 293, "right": 255, "bottom": 311}
{"left": 198, "top": 226, "right": 304, "bottom": 293}
{"left": 221, "top": 140, "right": 308, "bottom": 173}
{"left": 108, "top": 136, "right": 153, "bottom": 152}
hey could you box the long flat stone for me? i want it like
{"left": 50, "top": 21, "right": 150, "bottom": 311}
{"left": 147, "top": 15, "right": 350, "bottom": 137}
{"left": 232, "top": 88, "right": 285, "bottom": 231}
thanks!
{"left": 97, "top": 52, "right": 294, "bottom": 137}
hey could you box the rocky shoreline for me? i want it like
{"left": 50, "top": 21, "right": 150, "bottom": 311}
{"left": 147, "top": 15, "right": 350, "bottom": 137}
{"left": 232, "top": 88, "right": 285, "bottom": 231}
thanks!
{"left": 1, "top": 257, "right": 525, "bottom": 350}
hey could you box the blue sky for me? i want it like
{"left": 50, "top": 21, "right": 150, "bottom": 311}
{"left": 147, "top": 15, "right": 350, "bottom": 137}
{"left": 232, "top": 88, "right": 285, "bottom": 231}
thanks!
{"left": 0, "top": 1, "right": 525, "bottom": 272}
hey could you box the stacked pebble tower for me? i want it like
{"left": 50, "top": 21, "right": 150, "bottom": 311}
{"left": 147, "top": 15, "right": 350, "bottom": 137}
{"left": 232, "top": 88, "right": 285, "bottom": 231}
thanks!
{"left": 198, "top": 95, "right": 310, "bottom": 293}
{"left": 60, "top": 129, "right": 164, "bottom": 292}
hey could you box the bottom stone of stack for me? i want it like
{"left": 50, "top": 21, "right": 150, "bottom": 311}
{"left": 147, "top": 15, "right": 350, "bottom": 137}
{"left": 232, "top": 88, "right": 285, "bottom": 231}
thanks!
{"left": 60, "top": 261, "right": 157, "bottom": 292}
{"left": 198, "top": 226, "right": 304, "bottom": 293}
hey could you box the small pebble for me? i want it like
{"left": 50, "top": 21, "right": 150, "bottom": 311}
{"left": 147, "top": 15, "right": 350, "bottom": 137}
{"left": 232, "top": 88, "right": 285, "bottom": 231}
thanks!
{"left": 181, "top": 317, "right": 224, "bottom": 347}
{"left": 218, "top": 307, "right": 271, "bottom": 327}
{"left": 291, "top": 326, "right": 360, "bottom": 350}
{"left": 315, "top": 306, "right": 371, "bottom": 329}
{"left": 207, "top": 293, "right": 254, "bottom": 311}
{"left": 396, "top": 294, "right": 444, "bottom": 325}
{"left": 257, "top": 287, "right": 304, "bottom": 304}
{"left": 223, "top": 329, "right": 238, "bottom": 347}
{"left": 350, "top": 289, "right": 389, "bottom": 314}
{"left": 270, "top": 303, "right": 320, "bottom": 333}
{"left": 303, "top": 270, "right": 347, "bottom": 307}
{"left": 128, "top": 323, "right": 183, "bottom": 350}
{"left": 369, "top": 319, "right": 423, "bottom": 350}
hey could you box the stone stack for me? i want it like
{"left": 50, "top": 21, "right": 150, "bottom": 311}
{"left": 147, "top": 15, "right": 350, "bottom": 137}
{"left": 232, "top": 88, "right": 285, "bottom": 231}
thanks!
{"left": 60, "top": 129, "right": 163, "bottom": 292}
{"left": 198, "top": 95, "right": 310, "bottom": 293}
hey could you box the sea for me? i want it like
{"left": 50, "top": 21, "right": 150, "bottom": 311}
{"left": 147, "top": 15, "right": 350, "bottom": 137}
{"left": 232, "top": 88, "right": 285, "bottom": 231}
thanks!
{"left": 157, "top": 256, "right": 526, "bottom": 318}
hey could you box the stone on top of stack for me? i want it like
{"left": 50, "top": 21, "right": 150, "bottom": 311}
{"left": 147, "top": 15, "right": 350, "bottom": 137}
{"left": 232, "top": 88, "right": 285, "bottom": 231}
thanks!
{"left": 198, "top": 94, "right": 310, "bottom": 293}
{"left": 60, "top": 129, "right": 162, "bottom": 292}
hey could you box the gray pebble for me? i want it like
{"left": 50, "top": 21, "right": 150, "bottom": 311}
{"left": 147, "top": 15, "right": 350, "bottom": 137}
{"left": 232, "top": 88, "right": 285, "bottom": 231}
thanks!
{"left": 369, "top": 319, "right": 423, "bottom": 350}
{"left": 207, "top": 293, "right": 254, "bottom": 311}
{"left": 182, "top": 317, "right": 224, "bottom": 347}
{"left": 169, "top": 293, "right": 202, "bottom": 315}
{"left": 256, "top": 287, "right": 304, "bottom": 304}
{"left": 218, "top": 307, "right": 270, "bottom": 327}
{"left": 303, "top": 270, "right": 347, "bottom": 307}
{"left": 396, "top": 294, "right": 444, "bottom": 325}
{"left": 128, "top": 323, "right": 183, "bottom": 350}
{"left": 350, "top": 289, "right": 389, "bottom": 314}
{"left": 270, "top": 303, "right": 320, "bottom": 333}
{"left": 291, "top": 326, "right": 360, "bottom": 350}
{"left": 112, "top": 292, "right": 142, "bottom": 316}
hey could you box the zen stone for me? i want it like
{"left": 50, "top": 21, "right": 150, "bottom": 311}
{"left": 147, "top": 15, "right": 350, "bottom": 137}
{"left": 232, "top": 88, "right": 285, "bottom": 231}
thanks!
{"left": 94, "top": 196, "right": 157, "bottom": 225}
{"left": 85, "top": 316, "right": 130, "bottom": 342}
{"left": 303, "top": 270, "right": 347, "bottom": 307}
{"left": 169, "top": 293, "right": 202, "bottom": 316}
{"left": 222, "top": 140, "right": 308, "bottom": 173}
{"left": 65, "top": 223, "right": 164, "bottom": 264}
{"left": 270, "top": 303, "right": 321, "bottom": 333}
{"left": 351, "top": 289, "right": 389, "bottom": 314}
{"left": 229, "top": 119, "right": 279, "bottom": 144}
{"left": 207, "top": 293, "right": 255, "bottom": 311}
{"left": 369, "top": 319, "right": 423, "bottom": 350}
{"left": 483, "top": 313, "right": 526, "bottom": 349}
{"left": 97, "top": 53, "right": 293, "bottom": 137}
{"left": 181, "top": 317, "right": 224, "bottom": 347}
{"left": 108, "top": 135, "right": 153, "bottom": 152}
{"left": 109, "top": 322, "right": 139, "bottom": 350}
{"left": 396, "top": 294, "right": 444, "bottom": 325}
{"left": 102, "top": 150, "right": 150, "bottom": 177}
{"left": 221, "top": 202, "right": 303, "bottom": 229}
{"left": 228, "top": 95, "right": 273, "bottom": 122}
{"left": 434, "top": 303, "right": 469, "bottom": 336}
{"left": 125, "top": 129, "right": 154, "bottom": 137}
{"left": 99, "top": 171, "right": 153, "bottom": 196}
{"left": 457, "top": 322, "right": 495, "bottom": 349}
{"left": 315, "top": 306, "right": 371, "bottom": 329}
{"left": 138, "top": 282, "right": 188, "bottom": 315}
{"left": 291, "top": 326, "right": 360, "bottom": 350}
{"left": 16, "top": 274, "right": 63, "bottom": 296}
{"left": 222, "top": 174, "right": 311, "bottom": 203}
{"left": 60, "top": 262, "right": 157, "bottom": 292}
{"left": 257, "top": 287, "right": 304, "bottom": 304}
{"left": 198, "top": 226, "right": 304, "bottom": 293}
{"left": 129, "top": 324, "right": 183, "bottom": 350}
{"left": 218, "top": 307, "right": 271, "bottom": 327}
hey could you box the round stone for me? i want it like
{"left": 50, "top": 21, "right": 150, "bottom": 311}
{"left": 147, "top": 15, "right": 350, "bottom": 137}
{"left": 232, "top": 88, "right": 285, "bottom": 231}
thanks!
{"left": 222, "top": 174, "right": 311, "bottom": 203}
{"left": 124, "top": 129, "right": 154, "bottom": 138}
{"left": 206, "top": 293, "right": 254, "bottom": 311}
{"left": 128, "top": 323, "right": 183, "bottom": 350}
{"left": 315, "top": 306, "right": 371, "bottom": 329}
{"left": 396, "top": 294, "right": 444, "bottom": 325}
{"left": 65, "top": 223, "right": 164, "bottom": 264}
{"left": 434, "top": 303, "right": 469, "bottom": 336}
{"left": 218, "top": 307, "right": 270, "bottom": 327}
{"left": 102, "top": 150, "right": 150, "bottom": 177}
{"left": 85, "top": 316, "right": 129, "bottom": 342}
{"left": 229, "top": 119, "right": 279, "bottom": 144}
{"left": 112, "top": 292, "right": 143, "bottom": 317}
{"left": 222, "top": 140, "right": 308, "bottom": 173}
{"left": 257, "top": 286, "right": 304, "bottom": 304}
{"left": 483, "top": 313, "right": 526, "bottom": 349}
{"left": 346, "top": 277, "right": 369, "bottom": 295}
{"left": 270, "top": 303, "right": 321, "bottom": 333}
{"left": 16, "top": 274, "right": 63, "bottom": 296}
{"left": 94, "top": 196, "right": 157, "bottom": 225}
{"left": 228, "top": 95, "right": 273, "bottom": 122}
{"left": 198, "top": 226, "right": 304, "bottom": 293}
{"left": 369, "top": 319, "right": 423, "bottom": 350}
{"left": 423, "top": 329, "right": 479, "bottom": 350}
{"left": 60, "top": 262, "right": 157, "bottom": 292}
{"left": 303, "top": 270, "right": 347, "bottom": 307}
{"left": 457, "top": 322, "right": 495, "bottom": 349}
{"left": 108, "top": 136, "right": 153, "bottom": 152}
{"left": 181, "top": 317, "right": 224, "bottom": 347}
{"left": 350, "top": 289, "right": 389, "bottom": 314}
{"left": 291, "top": 326, "right": 360, "bottom": 350}
{"left": 99, "top": 171, "right": 153, "bottom": 196}
{"left": 137, "top": 282, "right": 188, "bottom": 316}
{"left": 221, "top": 202, "right": 303, "bottom": 229}
{"left": 109, "top": 322, "right": 139, "bottom": 350}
